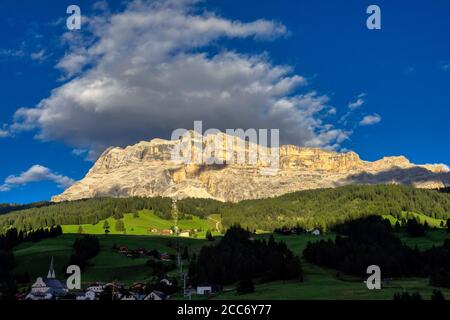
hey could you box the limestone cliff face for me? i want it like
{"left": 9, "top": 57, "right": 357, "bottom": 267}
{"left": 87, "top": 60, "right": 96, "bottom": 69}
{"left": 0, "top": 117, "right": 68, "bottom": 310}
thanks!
{"left": 53, "top": 133, "right": 450, "bottom": 202}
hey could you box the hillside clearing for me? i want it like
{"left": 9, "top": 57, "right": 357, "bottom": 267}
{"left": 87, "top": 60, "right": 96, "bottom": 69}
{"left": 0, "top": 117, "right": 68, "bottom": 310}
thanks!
{"left": 62, "top": 209, "right": 220, "bottom": 238}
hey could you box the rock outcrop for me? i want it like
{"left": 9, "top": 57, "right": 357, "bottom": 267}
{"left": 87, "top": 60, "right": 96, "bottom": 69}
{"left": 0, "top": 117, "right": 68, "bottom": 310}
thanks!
{"left": 53, "top": 132, "right": 450, "bottom": 202}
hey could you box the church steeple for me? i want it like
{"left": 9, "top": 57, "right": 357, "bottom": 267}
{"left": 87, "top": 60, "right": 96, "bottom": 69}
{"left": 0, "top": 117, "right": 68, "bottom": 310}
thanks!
{"left": 47, "top": 256, "right": 56, "bottom": 279}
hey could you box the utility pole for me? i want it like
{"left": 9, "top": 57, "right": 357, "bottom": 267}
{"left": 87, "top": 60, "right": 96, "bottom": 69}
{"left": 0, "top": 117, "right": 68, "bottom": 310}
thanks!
{"left": 172, "top": 199, "right": 185, "bottom": 296}
{"left": 183, "top": 272, "right": 191, "bottom": 300}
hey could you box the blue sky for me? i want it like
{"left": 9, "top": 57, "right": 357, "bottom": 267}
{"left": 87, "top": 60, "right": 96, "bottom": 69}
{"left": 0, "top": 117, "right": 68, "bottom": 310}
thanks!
{"left": 0, "top": 0, "right": 449, "bottom": 204}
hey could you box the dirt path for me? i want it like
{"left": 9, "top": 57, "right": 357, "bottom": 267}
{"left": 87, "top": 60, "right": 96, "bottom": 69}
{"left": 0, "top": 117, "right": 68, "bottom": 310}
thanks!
{"left": 208, "top": 217, "right": 221, "bottom": 231}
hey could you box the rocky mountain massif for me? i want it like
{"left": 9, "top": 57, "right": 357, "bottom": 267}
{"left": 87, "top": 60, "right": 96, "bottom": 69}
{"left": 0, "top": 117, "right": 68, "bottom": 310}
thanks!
{"left": 53, "top": 132, "right": 450, "bottom": 202}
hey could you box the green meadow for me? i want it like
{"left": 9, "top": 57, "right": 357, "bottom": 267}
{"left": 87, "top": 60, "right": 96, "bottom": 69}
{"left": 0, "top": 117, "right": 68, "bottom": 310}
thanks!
{"left": 397, "top": 229, "right": 449, "bottom": 250}
{"left": 211, "top": 231, "right": 450, "bottom": 300}
{"left": 62, "top": 209, "right": 220, "bottom": 238}
{"left": 12, "top": 225, "right": 450, "bottom": 299}
{"left": 13, "top": 234, "right": 207, "bottom": 286}
{"left": 212, "top": 266, "right": 450, "bottom": 300}
{"left": 383, "top": 211, "right": 447, "bottom": 229}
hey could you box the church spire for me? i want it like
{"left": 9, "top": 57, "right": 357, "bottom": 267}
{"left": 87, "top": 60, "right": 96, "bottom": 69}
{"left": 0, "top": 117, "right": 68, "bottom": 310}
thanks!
{"left": 47, "top": 256, "right": 56, "bottom": 279}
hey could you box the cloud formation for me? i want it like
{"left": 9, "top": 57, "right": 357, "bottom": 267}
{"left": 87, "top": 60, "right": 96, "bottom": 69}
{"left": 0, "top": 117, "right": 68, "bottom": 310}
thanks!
{"left": 360, "top": 114, "right": 381, "bottom": 126}
{"left": 0, "top": 165, "right": 75, "bottom": 192}
{"left": 11, "top": 0, "right": 348, "bottom": 159}
{"left": 0, "top": 129, "right": 9, "bottom": 138}
{"left": 0, "top": 49, "right": 25, "bottom": 59}
{"left": 348, "top": 93, "right": 366, "bottom": 110}
{"left": 30, "top": 49, "right": 49, "bottom": 62}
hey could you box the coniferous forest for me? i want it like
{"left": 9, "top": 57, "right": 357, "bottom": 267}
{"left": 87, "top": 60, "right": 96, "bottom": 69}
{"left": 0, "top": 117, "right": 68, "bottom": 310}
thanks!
{"left": 189, "top": 226, "right": 303, "bottom": 286}
{"left": 303, "top": 216, "right": 450, "bottom": 288}
{"left": 0, "top": 185, "right": 448, "bottom": 234}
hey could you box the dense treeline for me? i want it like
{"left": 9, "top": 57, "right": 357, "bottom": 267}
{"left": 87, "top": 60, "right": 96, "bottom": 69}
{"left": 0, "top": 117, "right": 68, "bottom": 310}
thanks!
{"left": 0, "top": 226, "right": 62, "bottom": 299}
{"left": 426, "top": 241, "right": 450, "bottom": 288}
{"left": 67, "top": 235, "right": 100, "bottom": 271}
{"left": 177, "top": 198, "right": 224, "bottom": 219}
{"left": 0, "top": 197, "right": 172, "bottom": 233}
{"left": 0, "top": 226, "right": 62, "bottom": 251}
{"left": 438, "top": 187, "right": 450, "bottom": 194}
{"left": 0, "top": 202, "right": 51, "bottom": 215}
{"left": 304, "top": 217, "right": 424, "bottom": 277}
{"left": 0, "top": 250, "right": 15, "bottom": 300}
{"left": 189, "top": 226, "right": 303, "bottom": 286}
{"left": 303, "top": 216, "right": 450, "bottom": 287}
{"left": 274, "top": 225, "right": 307, "bottom": 235}
{"left": 180, "top": 186, "right": 450, "bottom": 231}
{"left": 218, "top": 185, "right": 450, "bottom": 231}
{"left": 0, "top": 185, "right": 449, "bottom": 234}
{"left": 405, "top": 219, "right": 428, "bottom": 237}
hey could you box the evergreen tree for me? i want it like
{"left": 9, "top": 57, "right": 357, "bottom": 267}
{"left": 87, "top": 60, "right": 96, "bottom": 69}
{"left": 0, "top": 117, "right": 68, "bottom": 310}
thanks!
{"left": 113, "top": 211, "right": 124, "bottom": 220}
{"left": 115, "top": 219, "right": 125, "bottom": 232}
{"left": 0, "top": 186, "right": 449, "bottom": 234}
{"left": 405, "top": 218, "right": 426, "bottom": 237}
{"left": 205, "top": 230, "right": 214, "bottom": 241}
{"left": 103, "top": 220, "right": 110, "bottom": 231}
{"left": 67, "top": 235, "right": 100, "bottom": 271}
{"left": 191, "top": 226, "right": 302, "bottom": 286}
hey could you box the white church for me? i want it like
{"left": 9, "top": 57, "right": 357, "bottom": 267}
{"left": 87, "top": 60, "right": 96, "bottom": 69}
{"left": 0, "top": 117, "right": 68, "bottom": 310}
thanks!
{"left": 26, "top": 257, "right": 68, "bottom": 300}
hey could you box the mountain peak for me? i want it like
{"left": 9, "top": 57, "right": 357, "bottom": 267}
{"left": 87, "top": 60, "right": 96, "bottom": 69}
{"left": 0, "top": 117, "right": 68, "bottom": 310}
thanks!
{"left": 53, "top": 135, "right": 449, "bottom": 202}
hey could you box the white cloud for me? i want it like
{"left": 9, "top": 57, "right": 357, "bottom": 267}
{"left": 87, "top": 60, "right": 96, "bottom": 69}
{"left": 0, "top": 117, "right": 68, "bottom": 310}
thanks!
{"left": 0, "top": 165, "right": 75, "bottom": 192}
{"left": 92, "top": 0, "right": 109, "bottom": 11}
{"left": 348, "top": 93, "right": 366, "bottom": 110}
{"left": 360, "top": 114, "right": 381, "bottom": 126}
{"left": 0, "top": 49, "right": 25, "bottom": 59}
{"left": 0, "top": 129, "right": 10, "bottom": 138}
{"left": 72, "top": 148, "right": 88, "bottom": 156}
{"left": 30, "top": 49, "right": 49, "bottom": 62}
{"left": 11, "top": 0, "right": 349, "bottom": 158}
{"left": 0, "top": 45, "right": 50, "bottom": 63}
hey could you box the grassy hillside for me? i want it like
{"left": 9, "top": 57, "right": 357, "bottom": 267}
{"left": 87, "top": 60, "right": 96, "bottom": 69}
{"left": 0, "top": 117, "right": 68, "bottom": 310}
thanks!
{"left": 62, "top": 209, "right": 220, "bottom": 238}
{"left": 218, "top": 185, "right": 450, "bottom": 230}
{"left": 193, "top": 231, "right": 450, "bottom": 300}
{"left": 383, "top": 211, "right": 446, "bottom": 228}
{"left": 1, "top": 185, "right": 449, "bottom": 234}
{"left": 12, "top": 228, "right": 450, "bottom": 299}
{"left": 213, "top": 231, "right": 450, "bottom": 300}
{"left": 397, "top": 229, "right": 449, "bottom": 250}
{"left": 257, "top": 231, "right": 449, "bottom": 261}
{"left": 212, "top": 272, "right": 450, "bottom": 300}
{"left": 13, "top": 234, "right": 207, "bottom": 286}
{"left": 6, "top": 185, "right": 449, "bottom": 300}
{"left": 0, "top": 197, "right": 174, "bottom": 233}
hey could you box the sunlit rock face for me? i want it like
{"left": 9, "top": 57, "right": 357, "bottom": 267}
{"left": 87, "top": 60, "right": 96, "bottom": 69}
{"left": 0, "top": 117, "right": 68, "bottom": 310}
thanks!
{"left": 53, "top": 132, "right": 450, "bottom": 202}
